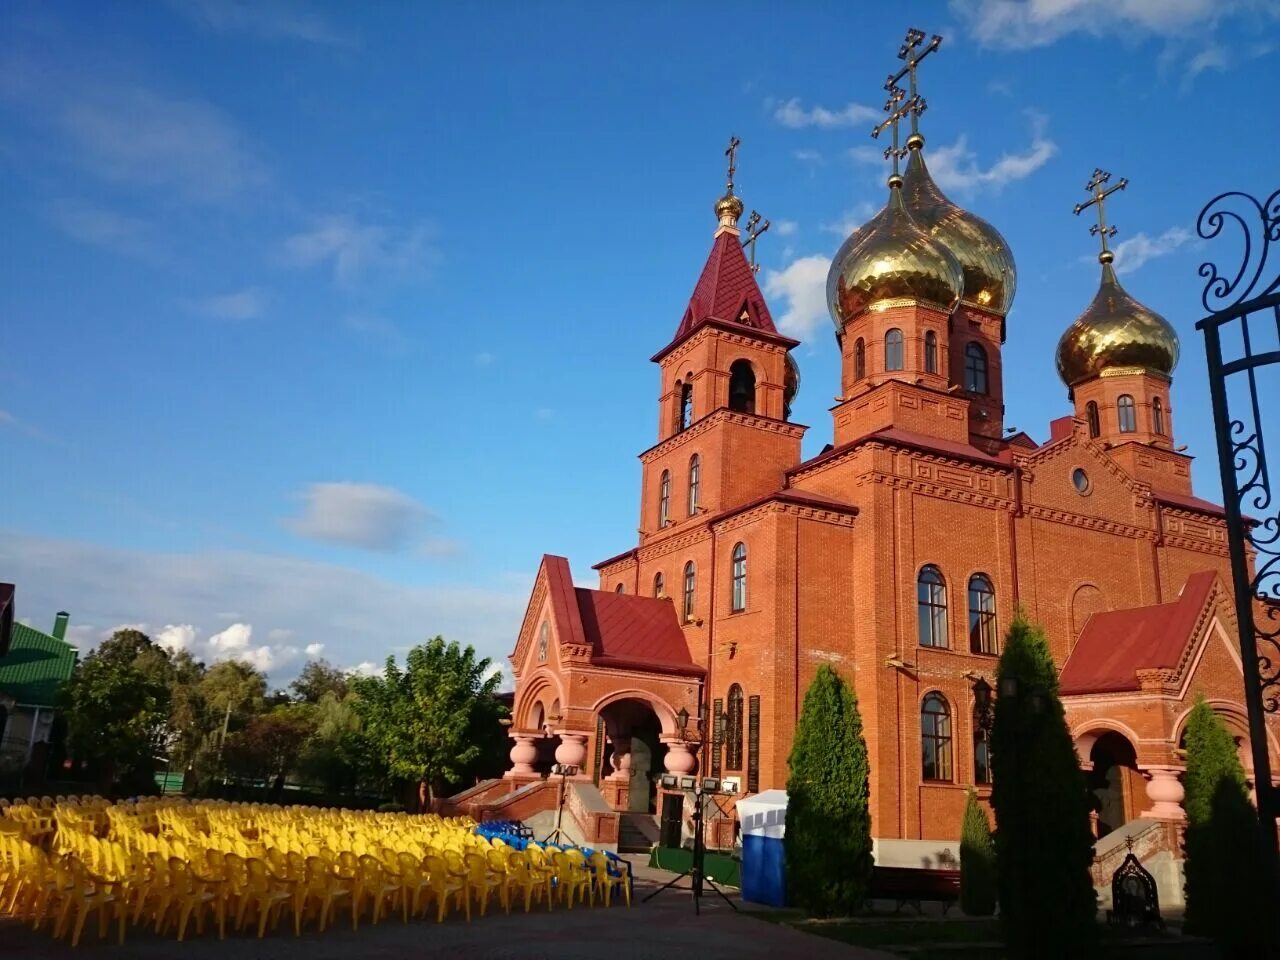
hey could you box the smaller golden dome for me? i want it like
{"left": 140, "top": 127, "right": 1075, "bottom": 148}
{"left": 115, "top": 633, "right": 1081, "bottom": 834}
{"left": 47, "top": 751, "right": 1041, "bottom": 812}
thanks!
{"left": 715, "top": 191, "right": 744, "bottom": 223}
{"left": 827, "top": 181, "right": 964, "bottom": 328}
{"left": 902, "top": 141, "right": 1016, "bottom": 315}
{"left": 1055, "top": 262, "right": 1180, "bottom": 388}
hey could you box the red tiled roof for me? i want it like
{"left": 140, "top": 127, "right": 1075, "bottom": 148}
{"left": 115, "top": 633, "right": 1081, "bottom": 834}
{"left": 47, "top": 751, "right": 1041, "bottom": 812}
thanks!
{"left": 788, "top": 425, "right": 1010, "bottom": 479}
{"left": 541, "top": 555, "right": 587, "bottom": 651}
{"left": 574, "top": 588, "right": 703, "bottom": 675}
{"left": 1153, "top": 490, "right": 1227, "bottom": 518}
{"left": 1059, "top": 571, "right": 1218, "bottom": 695}
{"left": 670, "top": 229, "right": 777, "bottom": 345}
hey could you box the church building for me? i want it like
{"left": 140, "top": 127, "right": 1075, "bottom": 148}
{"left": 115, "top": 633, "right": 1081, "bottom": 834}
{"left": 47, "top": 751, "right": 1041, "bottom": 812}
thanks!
{"left": 492, "top": 53, "right": 1278, "bottom": 855}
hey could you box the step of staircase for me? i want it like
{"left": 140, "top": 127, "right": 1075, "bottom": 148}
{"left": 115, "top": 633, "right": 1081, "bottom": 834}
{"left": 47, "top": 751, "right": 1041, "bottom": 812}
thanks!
{"left": 618, "top": 812, "right": 659, "bottom": 853}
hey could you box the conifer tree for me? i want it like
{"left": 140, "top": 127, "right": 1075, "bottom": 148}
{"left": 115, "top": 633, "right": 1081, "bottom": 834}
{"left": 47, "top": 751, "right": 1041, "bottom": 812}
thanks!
{"left": 990, "top": 611, "right": 1096, "bottom": 956}
{"left": 1182, "top": 695, "right": 1269, "bottom": 954}
{"left": 784, "top": 664, "right": 872, "bottom": 916}
{"left": 960, "top": 788, "right": 997, "bottom": 916}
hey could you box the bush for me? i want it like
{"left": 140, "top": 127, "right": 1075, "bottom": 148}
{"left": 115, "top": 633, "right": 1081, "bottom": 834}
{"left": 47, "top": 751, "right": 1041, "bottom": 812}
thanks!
{"left": 783, "top": 665, "right": 872, "bottom": 916}
{"left": 990, "top": 611, "right": 1096, "bottom": 957}
{"left": 377, "top": 801, "right": 406, "bottom": 813}
{"left": 960, "top": 788, "right": 997, "bottom": 916}
{"left": 1182, "top": 696, "right": 1270, "bottom": 954}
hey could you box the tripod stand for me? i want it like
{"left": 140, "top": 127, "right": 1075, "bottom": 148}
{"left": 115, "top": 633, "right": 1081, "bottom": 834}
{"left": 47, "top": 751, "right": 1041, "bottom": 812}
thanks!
{"left": 542, "top": 763, "right": 577, "bottom": 845}
{"left": 642, "top": 785, "right": 738, "bottom": 915}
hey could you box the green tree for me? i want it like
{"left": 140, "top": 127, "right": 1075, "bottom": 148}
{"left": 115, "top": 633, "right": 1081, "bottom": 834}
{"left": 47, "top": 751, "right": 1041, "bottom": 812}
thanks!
{"left": 224, "top": 702, "right": 317, "bottom": 799}
{"left": 960, "top": 788, "right": 997, "bottom": 916}
{"left": 990, "top": 611, "right": 1096, "bottom": 957}
{"left": 59, "top": 629, "right": 173, "bottom": 792}
{"left": 351, "top": 637, "right": 503, "bottom": 806}
{"left": 298, "top": 691, "right": 371, "bottom": 795}
{"left": 1182, "top": 696, "right": 1269, "bottom": 954}
{"left": 783, "top": 664, "right": 872, "bottom": 916}
{"left": 290, "top": 659, "right": 349, "bottom": 704}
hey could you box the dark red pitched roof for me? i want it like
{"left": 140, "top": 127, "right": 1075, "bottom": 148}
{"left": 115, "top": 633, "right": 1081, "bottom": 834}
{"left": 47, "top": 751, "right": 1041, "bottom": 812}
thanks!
{"left": 787, "top": 425, "right": 1011, "bottom": 479}
{"left": 574, "top": 588, "right": 703, "bottom": 676}
{"left": 670, "top": 229, "right": 777, "bottom": 344}
{"left": 1153, "top": 490, "right": 1227, "bottom": 518}
{"left": 540, "top": 555, "right": 588, "bottom": 651}
{"left": 1059, "top": 571, "right": 1218, "bottom": 695}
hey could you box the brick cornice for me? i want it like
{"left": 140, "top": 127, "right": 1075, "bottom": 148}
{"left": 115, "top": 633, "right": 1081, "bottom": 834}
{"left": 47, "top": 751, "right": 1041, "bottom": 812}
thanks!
{"left": 637, "top": 526, "right": 713, "bottom": 564}
{"left": 639, "top": 408, "right": 806, "bottom": 463}
{"left": 874, "top": 473, "right": 1015, "bottom": 511}
{"left": 1023, "top": 503, "right": 1156, "bottom": 540}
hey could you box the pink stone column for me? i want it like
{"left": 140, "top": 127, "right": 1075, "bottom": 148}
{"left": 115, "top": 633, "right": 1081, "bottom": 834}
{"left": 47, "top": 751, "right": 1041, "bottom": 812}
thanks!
{"left": 554, "top": 732, "right": 589, "bottom": 771}
{"left": 662, "top": 739, "right": 698, "bottom": 776}
{"left": 1139, "top": 765, "right": 1186, "bottom": 821}
{"left": 609, "top": 737, "right": 633, "bottom": 779}
{"left": 507, "top": 734, "right": 538, "bottom": 776}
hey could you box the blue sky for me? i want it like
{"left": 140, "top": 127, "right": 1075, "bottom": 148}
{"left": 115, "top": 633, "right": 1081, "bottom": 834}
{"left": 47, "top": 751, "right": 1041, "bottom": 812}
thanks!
{"left": 2, "top": 1, "right": 1277, "bottom": 686}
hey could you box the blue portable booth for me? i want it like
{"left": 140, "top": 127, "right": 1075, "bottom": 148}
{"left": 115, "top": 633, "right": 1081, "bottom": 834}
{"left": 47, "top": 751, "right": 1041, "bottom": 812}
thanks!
{"left": 736, "top": 789, "right": 787, "bottom": 907}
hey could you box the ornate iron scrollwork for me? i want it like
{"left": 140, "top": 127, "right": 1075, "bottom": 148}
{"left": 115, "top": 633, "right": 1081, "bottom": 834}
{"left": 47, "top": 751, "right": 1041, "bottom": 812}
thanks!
{"left": 1108, "top": 851, "right": 1162, "bottom": 929}
{"left": 1196, "top": 184, "right": 1280, "bottom": 897}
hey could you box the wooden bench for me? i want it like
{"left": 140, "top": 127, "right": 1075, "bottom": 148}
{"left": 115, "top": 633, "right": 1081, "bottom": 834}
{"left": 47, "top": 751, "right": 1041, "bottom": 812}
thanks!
{"left": 868, "top": 866, "right": 961, "bottom": 915}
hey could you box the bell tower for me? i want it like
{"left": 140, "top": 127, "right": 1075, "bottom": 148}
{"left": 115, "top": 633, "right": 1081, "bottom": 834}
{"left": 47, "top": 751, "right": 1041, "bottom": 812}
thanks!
{"left": 640, "top": 139, "right": 805, "bottom": 539}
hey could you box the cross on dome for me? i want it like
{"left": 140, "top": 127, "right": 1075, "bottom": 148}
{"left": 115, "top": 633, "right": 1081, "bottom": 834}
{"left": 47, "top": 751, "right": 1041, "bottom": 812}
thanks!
{"left": 1073, "top": 168, "right": 1129, "bottom": 264}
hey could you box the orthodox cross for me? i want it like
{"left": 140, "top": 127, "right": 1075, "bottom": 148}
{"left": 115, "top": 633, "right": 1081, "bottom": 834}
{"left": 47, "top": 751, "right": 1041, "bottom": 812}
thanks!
{"left": 1074, "top": 168, "right": 1128, "bottom": 263}
{"left": 871, "top": 85, "right": 922, "bottom": 180}
{"left": 742, "top": 210, "right": 771, "bottom": 273}
{"left": 885, "top": 28, "right": 943, "bottom": 139}
{"left": 725, "top": 134, "right": 741, "bottom": 193}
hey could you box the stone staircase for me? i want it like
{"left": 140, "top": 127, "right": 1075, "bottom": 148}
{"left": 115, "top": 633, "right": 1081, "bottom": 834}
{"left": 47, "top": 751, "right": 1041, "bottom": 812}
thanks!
{"left": 618, "top": 812, "right": 659, "bottom": 853}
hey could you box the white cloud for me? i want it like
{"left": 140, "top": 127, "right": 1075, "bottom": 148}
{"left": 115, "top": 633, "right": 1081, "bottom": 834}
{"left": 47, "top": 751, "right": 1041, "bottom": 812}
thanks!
{"left": 185, "top": 288, "right": 266, "bottom": 321}
{"left": 284, "top": 481, "right": 430, "bottom": 551}
{"left": 349, "top": 661, "right": 382, "bottom": 678}
{"left": 209, "top": 622, "right": 253, "bottom": 653}
{"left": 0, "top": 533, "right": 527, "bottom": 685}
{"left": 304, "top": 642, "right": 326, "bottom": 657}
{"left": 57, "top": 82, "right": 266, "bottom": 203}
{"left": 155, "top": 623, "right": 198, "bottom": 653}
{"left": 774, "top": 220, "right": 798, "bottom": 237}
{"left": 168, "top": 0, "right": 352, "bottom": 45}
{"left": 1112, "top": 226, "right": 1193, "bottom": 275}
{"left": 848, "top": 145, "right": 884, "bottom": 166}
{"left": 46, "top": 199, "right": 162, "bottom": 262}
{"left": 282, "top": 215, "right": 439, "bottom": 288}
{"left": 268, "top": 628, "right": 295, "bottom": 642}
{"left": 924, "top": 112, "right": 1057, "bottom": 195}
{"left": 950, "top": 0, "right": 1246, "bottom": 49}
{"left": 822, "top": 202, "right": 879, "bottom": 237}
{"left": 771, "top": 98, "right": 880, "bottom": 129}
{"left": 763, "top": 255, "right": 832, "bottom": 339}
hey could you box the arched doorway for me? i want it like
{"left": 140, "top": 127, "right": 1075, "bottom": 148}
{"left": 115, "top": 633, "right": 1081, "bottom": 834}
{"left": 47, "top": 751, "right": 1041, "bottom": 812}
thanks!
{"left": 1086, "top": 731, "right": 1141, "bottom": 837}
{"left": 598, "top": 698, "right": 667, "bottom": 814}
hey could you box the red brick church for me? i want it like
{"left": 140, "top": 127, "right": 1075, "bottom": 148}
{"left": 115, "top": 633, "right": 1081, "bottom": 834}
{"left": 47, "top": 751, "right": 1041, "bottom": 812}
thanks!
{"left": 487, "top": 109, "right": 1278, "bottom": 856}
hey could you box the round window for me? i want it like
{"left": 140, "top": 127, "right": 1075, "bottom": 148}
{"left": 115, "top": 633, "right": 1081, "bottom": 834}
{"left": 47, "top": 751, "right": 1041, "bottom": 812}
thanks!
{"left": 1072, "top": 468, "right": 1090, "bottom": 494}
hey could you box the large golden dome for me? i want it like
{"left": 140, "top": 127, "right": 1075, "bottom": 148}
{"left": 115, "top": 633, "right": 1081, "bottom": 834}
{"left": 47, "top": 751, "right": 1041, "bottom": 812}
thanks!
{"left": 827, "top": 180, "right": 964, "bottom": 328}
{"left": 1055, "top": 261, "right": 1179, "bottom": 388}
{"left": 902, "top": 137, "right": 1016, "bottom": 315}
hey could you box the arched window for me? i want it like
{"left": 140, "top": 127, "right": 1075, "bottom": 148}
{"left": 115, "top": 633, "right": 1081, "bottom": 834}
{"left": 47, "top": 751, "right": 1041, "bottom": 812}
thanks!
{"left": 854, "top": 337, "right": 866, "bottom": 380}
{"left": 1152, "top": 396, "right": 1165, "bottom": 436}
{"left": 537, "top": 620, "right": 549, "bottom": 662}
{"left": 679, "top": 379, "right": 693, "bottom": 431}
{"left": 615, "top": 583, "right": 624, "bottom": 593}
{"left": 653, "top": 572, "right": 665, "bottom": 598}
{"left": 731, "top": 542, "right": 747, "bottom": 612}
{"left": 687, "top": 454, "right": 701, "bottom": 515}
{"left": 1117, "top": 394, "right": 1136, "bottom": 433}
{"left": 917, "top": 565, "right": 948, "bottom": 648}
{"left": 924, "top": 330, "right": 938, "bottom": 374}
{"left": 964, "top": 342, "right": 988, "bottom": 394}
{"left": 1086, "top": 400, "right": 1100, "bottom": 439}
{"left": 683, "top": 561, "right": 696, "bottom": 622}
{"left": 885, "top": 328, "right": 904, "bottom": 371}
{"left": 973, "top": 705, "right": 992, "bottom": 785}
{"left": 968, "top": 574, "right": 997, "bottom": 655}
{"left": 726, "top": 685, "right": 744, "bottom": 770}
{"left": 921, "top": 693, "right": 953, "bottom": 781}
{"left": 658, "top": 470, "right": 670, "bottom": 528}
{"left": 728, "top": 360, "right": 756, "bottom": 414}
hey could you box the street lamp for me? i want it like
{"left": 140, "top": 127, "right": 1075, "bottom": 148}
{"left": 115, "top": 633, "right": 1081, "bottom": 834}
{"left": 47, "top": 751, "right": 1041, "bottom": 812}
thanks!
{"left": 973, "top": 676, "right": 994, "bottom": 731}
{"left": 676, "top": 707, "right": 690, "bottom": 740}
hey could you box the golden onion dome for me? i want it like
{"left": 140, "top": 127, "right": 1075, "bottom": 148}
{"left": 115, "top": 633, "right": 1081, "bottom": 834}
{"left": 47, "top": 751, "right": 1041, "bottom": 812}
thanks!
{"left": 827, "top": 178, "right": 964, "bottom": 329}
{"left": 714, "top": 190, "right": 745, "bottom": 225}
{"left": 1055, "top": 260, "right": 1180, "bottom": 388}
{"left": 902, "top": 135, "right": 1017, "bottom": 315}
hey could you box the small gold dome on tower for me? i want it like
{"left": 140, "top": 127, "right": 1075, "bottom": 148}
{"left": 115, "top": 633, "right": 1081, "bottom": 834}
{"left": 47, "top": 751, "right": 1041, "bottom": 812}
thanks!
{"left": 827, "top": 179, "right": 964, "bottom": 328}
{"left": 715, "top": 191, "right": 745, "bottom": 223}
{"left": 1055, "top": 261, "right": 1179, "bottom": 388}
{"left": 902, "top": 137, "right": 1017, "bottom": 315}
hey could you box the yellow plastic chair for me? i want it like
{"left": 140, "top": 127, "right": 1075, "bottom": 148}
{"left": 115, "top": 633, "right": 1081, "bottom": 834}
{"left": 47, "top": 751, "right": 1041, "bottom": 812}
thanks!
{"left": 168, "top": 857, "right": 225, "bottom": 941}
{"left": 238, "top": 857, "right": 292, "bottom": 938}
{"left": 550, "top": 851, "right": 592, "bottom": 908}
{"left": 355, "top": 854, "right": 400, "bottom": 925}
{"left": 307, "top": 855, "right": 356, "bottom": 931}
{"left": 502, "top": 851, "right": 542, "bottom": 913}
{"left": 423, "top": 854, "right": 468, "bottom": 923}
{"left": 588, "top": 852, "right": 630, "bottom": 907}
{"left": 463, "top": 851, "right": 504, "bottom": 916}
{"left": 52, "top": 856, "right": 126, "bottom": 947}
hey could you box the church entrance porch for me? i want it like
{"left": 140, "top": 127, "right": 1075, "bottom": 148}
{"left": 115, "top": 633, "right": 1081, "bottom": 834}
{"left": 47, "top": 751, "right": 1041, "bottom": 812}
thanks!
{"left": 598, "top": 697, "right": 667, "bottom": 814}
{"left": 1085, "top": 731, "right": 1144, "bottom": 838}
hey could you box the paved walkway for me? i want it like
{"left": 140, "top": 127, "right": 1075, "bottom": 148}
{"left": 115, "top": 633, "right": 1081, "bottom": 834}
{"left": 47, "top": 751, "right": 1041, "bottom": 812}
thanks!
{"left": 1, "top": 860, "right": 894, "bottom": 960}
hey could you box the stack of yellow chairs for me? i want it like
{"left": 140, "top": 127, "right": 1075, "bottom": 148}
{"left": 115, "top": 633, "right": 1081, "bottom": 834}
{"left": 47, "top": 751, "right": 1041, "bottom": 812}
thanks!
{"left": 0, "top": 795, "right": 629, "bottom": 945}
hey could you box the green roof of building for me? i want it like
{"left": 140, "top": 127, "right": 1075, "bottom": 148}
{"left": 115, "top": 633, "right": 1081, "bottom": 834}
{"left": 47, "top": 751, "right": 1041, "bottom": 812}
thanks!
{"left": 0, "top": 622, "right": 78, "bottom": 707}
